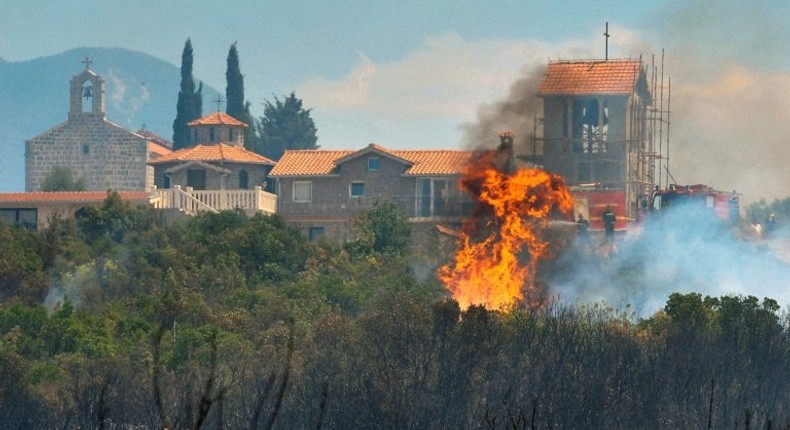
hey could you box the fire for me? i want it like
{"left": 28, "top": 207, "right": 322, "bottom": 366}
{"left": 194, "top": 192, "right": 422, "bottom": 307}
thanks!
{"left": 438, "top": 153, "right": 573, "bottom": 310}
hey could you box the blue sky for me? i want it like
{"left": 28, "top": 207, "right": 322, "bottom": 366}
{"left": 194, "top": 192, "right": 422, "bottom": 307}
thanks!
{"left": 3, "top": 0, "right": 790, "bottom": 201}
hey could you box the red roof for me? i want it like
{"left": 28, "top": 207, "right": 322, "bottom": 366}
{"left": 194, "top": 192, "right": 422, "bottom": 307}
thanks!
{"left": 0, "top": 191, "right": 151, "bottom": 204}
{"left": 147, "top": 142, "right": 173, "bottom": 159}
{"left": 187, "top": 112, "right": 247, "bottom": 127}
{"left": 148, "top": 144, "right": 275, "bottom": 165}
{"left": 538, "top": 59, "right": 644, "bottom": 96}
{"left": 269, "top": 145, "right": 476, "bottom": 176}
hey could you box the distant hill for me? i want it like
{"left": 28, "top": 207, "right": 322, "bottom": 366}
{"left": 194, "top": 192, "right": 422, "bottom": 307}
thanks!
{"left": 0, "top": 47, "right": 220, "bottom": 191}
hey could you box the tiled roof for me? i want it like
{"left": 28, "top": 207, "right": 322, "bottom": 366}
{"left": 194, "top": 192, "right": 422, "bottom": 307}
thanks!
{"left": 538, "top": 59, "right": 643, "bottom": 96}
{"left": 137, "top": 129, "right": 173, "bottom": 148}
{"left": 270, "top": 150, "right": 354, "bottom": 176}
{"left": 269, "top": 146, "right": 476, "bottom": 176}
{"left": 147, "top": 142, "right": 173, "bottom": 159}
{"left": 148, "top": 144, "right": 275, "bottom": 165}
{"left": 187, "top": 112, "right": 247, "bottom": 127}
{"left": 0, "top": 191, "right": 151, "bottom": 204}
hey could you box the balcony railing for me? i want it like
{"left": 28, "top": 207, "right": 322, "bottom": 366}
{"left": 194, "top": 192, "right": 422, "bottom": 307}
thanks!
{"left": 150, "top": 185, "right": 277, "bottom": 215}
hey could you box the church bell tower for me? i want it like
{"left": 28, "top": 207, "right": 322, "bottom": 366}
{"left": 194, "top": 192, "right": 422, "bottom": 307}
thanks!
{"left": 68, "top": 57, "right": 106, "bottom": 121}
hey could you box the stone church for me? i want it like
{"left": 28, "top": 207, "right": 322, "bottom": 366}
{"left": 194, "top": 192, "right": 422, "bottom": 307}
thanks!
{"left": 25, "top": 60, "right": 171, "bottom": 192}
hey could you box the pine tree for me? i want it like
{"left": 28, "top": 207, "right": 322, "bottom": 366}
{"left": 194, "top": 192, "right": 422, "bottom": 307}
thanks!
{"left": 172, "top": 38, "right": 203, "bottom": 149}
{"left": 256, "top": 92, "right": 319, "bottom": 160}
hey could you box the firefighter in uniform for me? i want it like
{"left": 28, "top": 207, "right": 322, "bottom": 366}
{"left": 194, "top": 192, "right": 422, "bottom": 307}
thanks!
{"left": 602, "top": 206, "right": 616, "bottom": 240}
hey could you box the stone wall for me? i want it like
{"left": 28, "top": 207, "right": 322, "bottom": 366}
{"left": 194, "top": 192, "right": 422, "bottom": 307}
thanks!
{"left": 25, "top": 117, "right": 151, "bottom": 192}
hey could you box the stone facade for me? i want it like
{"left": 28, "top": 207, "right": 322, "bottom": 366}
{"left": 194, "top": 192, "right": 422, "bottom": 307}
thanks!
{"left": 273, "top": 147, "right": 471, "bottom": 242}
{"left": 25, "top": 65, "right": 156, "bottom": 192}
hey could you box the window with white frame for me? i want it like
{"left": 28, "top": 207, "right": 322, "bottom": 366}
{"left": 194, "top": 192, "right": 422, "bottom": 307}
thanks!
{"left": 293, "top": 181, "right": 312, "bottom": 203}
{"left": 350, "top": 182, "right": 365, "bottom": 198}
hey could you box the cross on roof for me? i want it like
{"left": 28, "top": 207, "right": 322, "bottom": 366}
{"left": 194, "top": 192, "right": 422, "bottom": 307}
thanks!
{"left": 82, "top": 56, "right": 93, "bottom": 70}
{"left": 214, "top": 94, "right": 226, "bottom": 112}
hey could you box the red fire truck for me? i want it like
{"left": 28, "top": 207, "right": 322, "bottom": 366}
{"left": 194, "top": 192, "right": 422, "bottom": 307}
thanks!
{"left": 642, "top": 184, "right": 741, "bottom": 224}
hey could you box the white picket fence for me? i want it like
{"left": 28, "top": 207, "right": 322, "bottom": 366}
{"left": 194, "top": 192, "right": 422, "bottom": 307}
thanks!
{"left": 150, "top": 185, "right": 277, "bottom": 215}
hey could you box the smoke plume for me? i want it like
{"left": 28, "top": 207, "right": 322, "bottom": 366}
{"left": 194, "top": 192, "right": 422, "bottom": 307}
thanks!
{"left": 546, "top": 206, "right": 790, "bottom": 316}
{"left": 459, "top": 65, "right": 546, "bottom": 151}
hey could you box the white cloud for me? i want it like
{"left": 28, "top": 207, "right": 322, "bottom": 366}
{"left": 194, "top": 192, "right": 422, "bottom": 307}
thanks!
{"left": 298, "top": 32, "right": 591, "bottom": 122}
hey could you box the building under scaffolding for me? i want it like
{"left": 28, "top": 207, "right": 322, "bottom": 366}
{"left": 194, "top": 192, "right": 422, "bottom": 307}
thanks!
{"left": 524, "top": 56, "right": 670, "bottom": 226}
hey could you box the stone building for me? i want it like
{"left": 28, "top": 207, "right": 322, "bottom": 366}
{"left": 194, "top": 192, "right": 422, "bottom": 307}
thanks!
{"left": 148, "top": 112, "right": 275, "bottom": 191}
{"left": 269, "top": 143, "right": 476, "bottom": 241}
{"left": 25, "top": 60, "right": 171, "bottom": 192}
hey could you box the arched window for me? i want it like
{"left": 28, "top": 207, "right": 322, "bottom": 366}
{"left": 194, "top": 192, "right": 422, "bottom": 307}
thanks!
{"left": 239, "top": 170, "right": 249, "bottom": 189}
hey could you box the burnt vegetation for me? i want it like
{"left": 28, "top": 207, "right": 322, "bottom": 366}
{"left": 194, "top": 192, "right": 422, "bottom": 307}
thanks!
{"left": 1, "top": 196, "right": 790, "bottom": 429}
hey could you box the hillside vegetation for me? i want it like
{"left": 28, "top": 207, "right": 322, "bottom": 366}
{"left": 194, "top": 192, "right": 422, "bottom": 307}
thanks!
{"left": 1, "top": 195, "right": 789, "bottom": 429}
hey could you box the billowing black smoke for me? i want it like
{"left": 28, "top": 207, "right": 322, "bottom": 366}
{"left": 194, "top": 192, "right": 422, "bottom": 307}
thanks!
{"left": 460, "top": 65, "right": 545, "bottom": 151}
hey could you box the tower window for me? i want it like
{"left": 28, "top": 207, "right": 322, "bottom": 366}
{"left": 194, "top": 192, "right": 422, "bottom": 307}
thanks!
{"left": 82, "top": 144, "right": 90, "bottom": 155}
{"left": 229, "top": 129, "right": 235, "bottom": 141}
{"left": 209, "top": 127, "right": 215, "bottom": 142}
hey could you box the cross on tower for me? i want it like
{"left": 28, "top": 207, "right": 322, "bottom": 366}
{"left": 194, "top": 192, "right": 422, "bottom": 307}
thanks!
{"left": 214, "top": 94, "right": 225, "bottom": 112}
{"left": 603, "top": 22, "right": 610, "bottom": 61}
{"left": 81, "top": 56, "right": 93, "bottom": 70}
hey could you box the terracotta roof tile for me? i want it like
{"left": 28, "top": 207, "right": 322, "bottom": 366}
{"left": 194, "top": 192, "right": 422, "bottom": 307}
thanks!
{"left": 148, "top": 144, "right": 275, "bottom": 165}
{"left": 187, "top": 112, "right": 247, "bottom": 127}
{"left": 0, "top": 191, "right": 151, "bottom": 204}
{"left": 137, "top": 129, "right": 173, "bottom": 148}
{"left": 270, "top": 150, "right": 355, "bottom": 176}
{"left": 538, "top": 59, "right": 643, "bottom": 96}
{"left": 147, "top": 142, "right": 173, "bottom": 159}
{"left": 269, "top": 147, "right": 476, "bottom": 176}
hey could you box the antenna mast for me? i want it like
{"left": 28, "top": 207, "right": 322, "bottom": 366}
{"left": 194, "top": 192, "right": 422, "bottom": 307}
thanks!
{"left": 603, "top": 22, "right": 610, "bottom": 61}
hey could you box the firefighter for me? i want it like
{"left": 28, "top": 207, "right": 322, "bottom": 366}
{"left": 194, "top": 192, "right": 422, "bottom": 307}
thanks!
{"left": 602, "top": 206, "right": 616, "bottom": 240}
{"left": 765, "top": 213, "right": 777, "bottom": 237}
{"left": 576, "top": 213, "right": 590, "bottom": 237}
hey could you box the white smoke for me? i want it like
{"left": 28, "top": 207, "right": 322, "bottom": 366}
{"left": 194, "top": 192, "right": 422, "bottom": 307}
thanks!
{"left": 547, "top": 205, "right": 790, "bottom": 316}
{"left": 105, "top": 68, "right": 150, "bottom": 121}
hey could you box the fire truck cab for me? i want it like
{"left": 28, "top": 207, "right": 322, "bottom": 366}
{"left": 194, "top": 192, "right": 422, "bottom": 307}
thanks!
{"left": 643, "top": 184, "right": 740, "bottom": 224}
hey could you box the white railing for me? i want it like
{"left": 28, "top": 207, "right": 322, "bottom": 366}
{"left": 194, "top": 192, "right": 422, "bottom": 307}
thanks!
{"left": 150, "top": 185, "right": 277, "bottom": 215}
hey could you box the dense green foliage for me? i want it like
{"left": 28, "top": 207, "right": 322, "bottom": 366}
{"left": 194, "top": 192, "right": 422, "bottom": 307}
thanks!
{"left": 40, "top": 166, "right": 86, "bottom": 192}
{"left": 1, "top": 197, "right": 790, "bottom": 429}
{"left": 254, "top": 92, "right": 318, "bottom": 161}
{"left": 172, "top": 38, "right": 203, "bottom": 150}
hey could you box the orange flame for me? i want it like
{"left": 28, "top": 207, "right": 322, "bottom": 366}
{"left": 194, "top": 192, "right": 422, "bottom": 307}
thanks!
{"left": 438, "top": 155, "right": 573, "bottom": 311}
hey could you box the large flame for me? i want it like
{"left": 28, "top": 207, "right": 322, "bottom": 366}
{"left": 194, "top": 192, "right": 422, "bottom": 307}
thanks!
{"left": 438, "top": 154, "right": 573, "bottom": 310}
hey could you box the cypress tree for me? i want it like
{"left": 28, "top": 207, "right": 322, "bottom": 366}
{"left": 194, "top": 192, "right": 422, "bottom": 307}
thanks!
{"left": 172, "top": 38, "right": 203, "bottom": 149}
{"left": 225, "top": 42, "right": 245, "bottom": 120}
{"left": 225, "top": 43, "right": 256, "bottom": 146}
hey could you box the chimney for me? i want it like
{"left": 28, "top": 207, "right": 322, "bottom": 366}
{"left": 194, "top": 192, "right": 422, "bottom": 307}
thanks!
{"left": 497, "top": 131, "right": 515, "bottom": 173}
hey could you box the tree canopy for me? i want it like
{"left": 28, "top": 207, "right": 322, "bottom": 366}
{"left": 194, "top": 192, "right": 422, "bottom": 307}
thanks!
{"left": 254, "top": 92, "right": 318, "bottom": 160}
{"left": 40, "top": 166, "right": 86, "bottom": 191}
